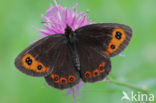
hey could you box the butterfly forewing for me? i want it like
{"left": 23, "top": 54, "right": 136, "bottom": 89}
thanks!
{"left": 15, "top": 34, "right": 65, "bottom": 77}
{"left": 75, "top": 23, "right": 133, "bottom": 57}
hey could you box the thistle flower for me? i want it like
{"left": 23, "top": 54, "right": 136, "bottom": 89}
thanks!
{"left": 36, "top": 0, "right": 92, "bottom": 102}
{"left": 38, "top": 0, "right": 92, "bottom": 35}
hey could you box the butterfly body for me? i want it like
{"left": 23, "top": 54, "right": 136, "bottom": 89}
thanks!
{"left": 15, "top": 23, "right": 132, "bottom": 89}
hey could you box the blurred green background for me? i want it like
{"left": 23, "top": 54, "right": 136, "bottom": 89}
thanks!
{"left": 0, "top": 0, "right": 156, "bottom": 103}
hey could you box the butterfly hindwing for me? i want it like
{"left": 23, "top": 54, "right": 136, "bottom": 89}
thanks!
{"left": 15, "top": 34, "right": 65, "bottom": 77}
{"left": 75, "top": 41, "right": 111, "bottom": 82}
{"left": 75, "top": 23, "right": 133, "bottom": 57}
{"left": 45, "top": 43, "right": 80, "bottom": 89}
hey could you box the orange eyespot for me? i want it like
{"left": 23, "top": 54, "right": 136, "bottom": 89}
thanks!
{"left": 51, "top": 74, "right": 59, "bottom": 83}
{"left": 84, "top": 71, "right": 92, "bottom": 79}
{"left": 99, "top": 67, "right": 105, "bottom": 73}
{"left": 99, "top": 62, "right": 105, "bottom": 73}
{"left": 22, "top": 54, "right": 35, "bottom": 68}
{"left": 104, "top": 28, "right": 126, "bottom": 55}
{"left": 68, "top": 75, "right": 76, "bottom": 83}
{"left": 92, "top": 69, "right": 100, "bottom": 77}
{"left": 59, "top": 77, "right": 67, "bottom": 85}
{"left": 22, "top": 53, "right": 49, "bottom": 73}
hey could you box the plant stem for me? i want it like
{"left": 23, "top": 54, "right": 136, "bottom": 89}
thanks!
{"left": 106, "top": 76, "right": 150, "bottom": 94}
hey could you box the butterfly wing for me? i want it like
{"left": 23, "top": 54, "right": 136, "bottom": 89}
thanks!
{"left": 75, "top": 41, "right": 111, "bottom": 82}
{"left": 45, "top": 43, "right": 80, "bottom": 89}
{"left": 75, "top": 23, "right": 133, "bottom": 57}
{"left": 15, "top": 34, "right": 65, "bottom": 77}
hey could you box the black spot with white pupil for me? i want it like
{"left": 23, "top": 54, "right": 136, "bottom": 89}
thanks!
{"left": 115, "top": 31, "right": 122, "bottom": 40}
{"left": 111, "top": 45, "right": 115, "bottom": 49}
{"left": 95, "top": 72, "right": 98, "bottom": 75}
{"left": 100, "top": 67, "right": 103, "bottom": 70}
{"left": 37, "top": 65, "right": 42, "bottom": 70}
{"left": 25, "top": 57, "right": 32, "bottom": 65}
{"left": 70, "top": 77, "right": 73, "bottom": 81}
{"left": 54, "top": 77, "right": 58, "bottom": 81}
{"left": 86, "top": 73, "right": 90, "bottom": 77}
{"left": 62, "top": 80, "right": 65, "bottom": 83}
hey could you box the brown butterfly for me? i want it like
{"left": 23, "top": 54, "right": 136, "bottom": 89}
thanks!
{"left": 15, "top": 23, "right": 133, "bottom": 89}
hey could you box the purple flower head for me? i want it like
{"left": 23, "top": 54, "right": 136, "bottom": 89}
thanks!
{"left": 38, "top": 0, "right": 92, "bottom": 35}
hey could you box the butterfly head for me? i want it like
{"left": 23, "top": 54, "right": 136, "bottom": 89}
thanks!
{"left": 65, "top": 25, "right": 75, "bottom": 43}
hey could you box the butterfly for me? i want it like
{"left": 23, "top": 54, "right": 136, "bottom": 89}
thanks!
{"left": 15, "top": 23, "right": 133, "bottom": 89}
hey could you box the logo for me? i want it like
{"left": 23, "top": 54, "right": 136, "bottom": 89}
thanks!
{"left": 121, "top": 91, "right": 155, "bottom": 102}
